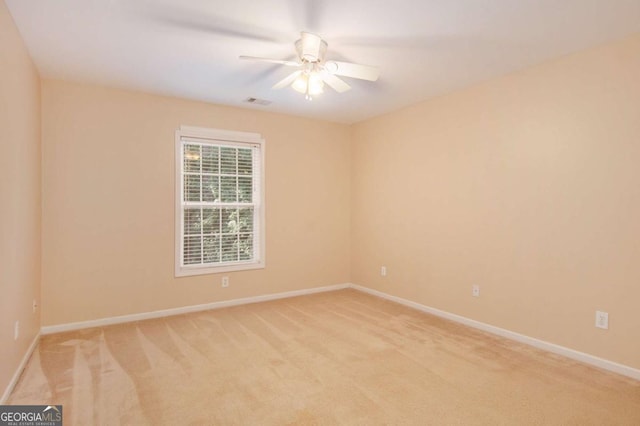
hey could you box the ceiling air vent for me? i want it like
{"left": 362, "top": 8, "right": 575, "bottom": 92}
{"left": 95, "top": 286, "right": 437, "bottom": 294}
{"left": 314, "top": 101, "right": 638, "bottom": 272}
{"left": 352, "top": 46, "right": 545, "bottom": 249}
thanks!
{"left": 244, "top": 97, "right": 271, "bottom": 106}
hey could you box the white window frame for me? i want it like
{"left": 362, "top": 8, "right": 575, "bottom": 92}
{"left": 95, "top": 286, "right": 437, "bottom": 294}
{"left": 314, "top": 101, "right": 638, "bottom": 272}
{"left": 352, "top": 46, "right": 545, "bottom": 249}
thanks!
{"left": 175, "top": 125, "right": 265, "bottom": 277}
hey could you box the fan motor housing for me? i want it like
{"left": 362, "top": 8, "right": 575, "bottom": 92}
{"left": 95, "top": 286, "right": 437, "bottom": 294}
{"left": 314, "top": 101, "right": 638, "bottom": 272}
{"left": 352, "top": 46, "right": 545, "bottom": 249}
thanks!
{"left": 295, "top": 32, "right": 328, "bottom": 63}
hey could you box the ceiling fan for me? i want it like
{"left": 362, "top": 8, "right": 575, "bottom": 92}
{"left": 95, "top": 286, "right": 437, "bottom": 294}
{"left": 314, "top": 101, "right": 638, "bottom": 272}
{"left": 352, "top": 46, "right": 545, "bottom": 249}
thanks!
{"left": 240, "top": 32, "right": 380, "bottom": 100}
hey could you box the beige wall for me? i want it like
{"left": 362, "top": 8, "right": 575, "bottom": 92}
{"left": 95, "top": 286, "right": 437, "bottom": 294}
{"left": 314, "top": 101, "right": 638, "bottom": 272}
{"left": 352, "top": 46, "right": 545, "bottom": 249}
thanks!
{"left": 5, "top": 4, "right": 639, "bottom": 386}
{"left": 352, "top": 34, "right": 640, "bottom": 369}
{"left": 0, "top": 1, "right": 41, "bottom": 398}
{"left": 41, "top": 80, "right": 351, "bottom": 326}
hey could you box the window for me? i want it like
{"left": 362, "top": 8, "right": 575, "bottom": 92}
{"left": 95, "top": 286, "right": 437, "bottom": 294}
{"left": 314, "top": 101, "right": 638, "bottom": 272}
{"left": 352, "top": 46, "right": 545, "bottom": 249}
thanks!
{"left": 175, "top": 126, "right": 265, "bottom": 276}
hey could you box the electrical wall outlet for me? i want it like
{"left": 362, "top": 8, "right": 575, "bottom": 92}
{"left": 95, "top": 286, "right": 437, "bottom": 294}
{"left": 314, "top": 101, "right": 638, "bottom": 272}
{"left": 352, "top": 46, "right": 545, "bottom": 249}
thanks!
{"left": 381, "top": 266, "right": 387, "bottom": 277}
{"left": 14, "top": 321, "right": 19, "bottom": 341}
{"left": 472, "top": 285, "right": 480, "bottom": 297}
{"left": 595, "top": 311, "right": 609, "bottom": 329}
{"left": 222, "top": 276, "right": 229, "bottom": 288}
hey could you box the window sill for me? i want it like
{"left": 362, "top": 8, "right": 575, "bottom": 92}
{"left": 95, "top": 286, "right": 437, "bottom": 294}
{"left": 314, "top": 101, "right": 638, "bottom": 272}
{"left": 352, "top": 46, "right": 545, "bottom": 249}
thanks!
{"left": 175, "top": 260, "right": 265, "bottom": 277}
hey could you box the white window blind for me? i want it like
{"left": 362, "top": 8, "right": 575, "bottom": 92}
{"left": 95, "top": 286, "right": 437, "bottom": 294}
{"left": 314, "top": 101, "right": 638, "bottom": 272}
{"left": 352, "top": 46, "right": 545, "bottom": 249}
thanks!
{"left": 175, "top": 126, "right": 265, "bottom": 276}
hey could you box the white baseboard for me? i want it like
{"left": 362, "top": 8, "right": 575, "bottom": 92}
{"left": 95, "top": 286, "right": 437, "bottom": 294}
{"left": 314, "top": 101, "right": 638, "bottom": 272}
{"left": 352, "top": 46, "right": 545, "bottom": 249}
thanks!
{"left": 36, "top": 281, "right": 640, "bottom": 382}
{"left": 1, "top": 332, "right": 40, "bottom": 404}
{"left": 350, "top": 283, "right": 640, "bottom": 381}
{"left": 40, "top": 283, "right": 350, "bottom": 335}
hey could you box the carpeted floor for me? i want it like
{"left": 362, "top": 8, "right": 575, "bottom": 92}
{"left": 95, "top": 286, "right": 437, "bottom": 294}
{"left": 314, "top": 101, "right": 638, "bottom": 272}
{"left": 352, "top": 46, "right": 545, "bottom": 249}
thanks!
{"left": 8, "top": 289, "right": 640, "bottom": 425}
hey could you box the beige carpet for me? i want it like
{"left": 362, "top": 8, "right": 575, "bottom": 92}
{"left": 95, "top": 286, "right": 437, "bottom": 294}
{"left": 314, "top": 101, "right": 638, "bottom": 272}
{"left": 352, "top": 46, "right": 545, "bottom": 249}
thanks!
{"left": 8, "top": 289, "right": 640, "bottom": 425}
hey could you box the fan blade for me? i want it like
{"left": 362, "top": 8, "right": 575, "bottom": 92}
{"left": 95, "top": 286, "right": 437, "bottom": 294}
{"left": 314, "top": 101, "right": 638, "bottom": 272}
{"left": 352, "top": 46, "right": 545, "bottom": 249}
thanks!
{"left": 324, "top": 61, "right": 379, "bottom": 81}
{"left": 240, "top": 56, "right": 300, "bottom": 67}
{"left": 322, "top": 73, "right": 351, "bottom": 93}
{"left": 272, "top": 71, "right": 302, "bottom": 89}
{"left": 129, "top": 3, "right": 287, "bottom": 43}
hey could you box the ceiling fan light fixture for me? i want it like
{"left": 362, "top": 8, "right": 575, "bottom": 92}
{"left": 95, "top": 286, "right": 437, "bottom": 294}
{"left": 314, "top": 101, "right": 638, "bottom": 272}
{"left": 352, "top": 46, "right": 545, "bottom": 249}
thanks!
{"left": 292, "top": 73, "right": 309, "bottom": 94}
{"left": 292, "top": 71, "right": 324, "bottom": 99}
{"left": 308, "top": 72, "right": 324, "bottom": 95}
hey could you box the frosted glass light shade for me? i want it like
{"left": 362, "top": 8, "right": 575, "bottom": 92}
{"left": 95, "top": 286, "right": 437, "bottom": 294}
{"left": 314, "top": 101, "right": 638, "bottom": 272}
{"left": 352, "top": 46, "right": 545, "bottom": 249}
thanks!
{"left": 308, "top": 72, "right": 324, "bottom": 95}
{"left": 291, "top": 72, "right": 324, "bottom": 96}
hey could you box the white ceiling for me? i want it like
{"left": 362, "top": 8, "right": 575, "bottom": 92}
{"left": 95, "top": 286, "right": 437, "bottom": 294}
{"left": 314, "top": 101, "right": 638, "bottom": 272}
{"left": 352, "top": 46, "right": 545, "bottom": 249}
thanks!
{"left": 6, "top": 0, "right": 640, "bottom": 124}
